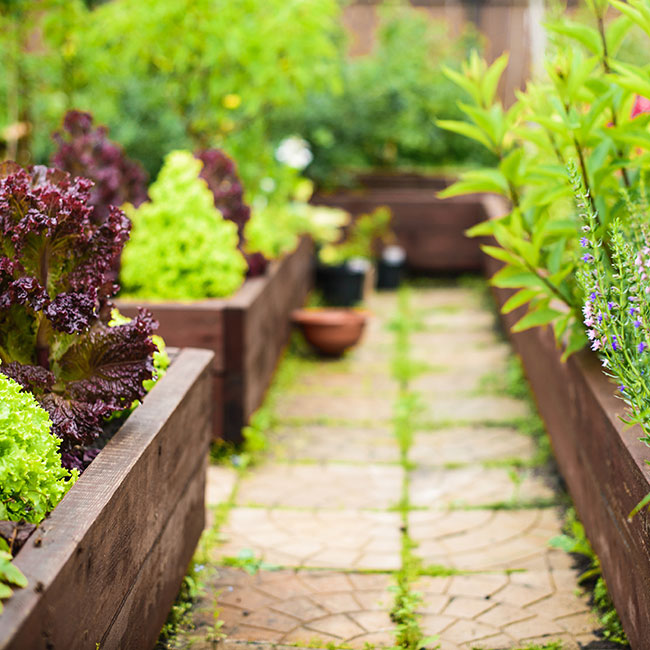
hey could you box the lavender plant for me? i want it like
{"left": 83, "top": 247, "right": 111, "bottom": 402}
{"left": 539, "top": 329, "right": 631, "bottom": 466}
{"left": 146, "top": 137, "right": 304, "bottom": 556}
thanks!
{"left": 574, "top": 166, "right": 650, "bottom": 441}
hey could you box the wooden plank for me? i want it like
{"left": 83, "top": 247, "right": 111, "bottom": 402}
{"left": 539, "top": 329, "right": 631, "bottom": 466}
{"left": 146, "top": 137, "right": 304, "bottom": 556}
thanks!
{"left": 0, "top": 348, "right": 214, "bottom": 650}
{"left": 100, "top": 456, "right": 207, "bottom": 649}
{"left": 312, "top": 180, "right": 484, "bottom": 272}
{"left": 242, "top": 237, "right": 314, "bottom": 418}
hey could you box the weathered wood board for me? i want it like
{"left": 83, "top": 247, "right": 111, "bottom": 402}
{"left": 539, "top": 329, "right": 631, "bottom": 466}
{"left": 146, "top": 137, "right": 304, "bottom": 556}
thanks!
{"left": 312, "top": 175, "right": 484, "bottom": 272}
{"left": 0, "top": 347, "right": 214, "bottom": 650}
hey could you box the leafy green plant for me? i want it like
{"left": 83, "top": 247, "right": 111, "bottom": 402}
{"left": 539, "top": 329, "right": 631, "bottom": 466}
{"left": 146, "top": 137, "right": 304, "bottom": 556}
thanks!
{"left": 246, "top": 180, "right": 349, "bottom": 260}
{"left": 0, "top": 371, "right": 76, "bottom": 524}
{"left": 79, "top": 0, "right": 342, "bottom": 195}
{"left": 0, "top": 161, "right": 157, "bottom": 470}
{"left": 270, "top": 5, "right": 494, "bottom": 188}
{"left": 0, "top": 538, "right": 27, "bottom": 614}
{"left": 439, "top": 0, "right": 650, "bottom": 356}
{"left": 319, "top": 207, "right": 392, "bottom": 265}
{"left": 120, "top": 151, "right": 247, "bottom": 300}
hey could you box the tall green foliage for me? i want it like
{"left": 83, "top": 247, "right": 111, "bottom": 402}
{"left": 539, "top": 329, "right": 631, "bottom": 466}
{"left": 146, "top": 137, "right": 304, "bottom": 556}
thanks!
{"left": 121, "top": 151, "right": 247, "bottom": 300}
{"left": 438, "top": 0, "right": 650, "bottom": 356}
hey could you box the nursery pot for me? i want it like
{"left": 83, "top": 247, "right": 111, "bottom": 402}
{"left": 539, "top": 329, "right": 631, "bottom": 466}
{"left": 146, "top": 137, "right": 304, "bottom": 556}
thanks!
{"left": 376, "top": 245, "right": 406, "bottom": 290}
{"left": 292, "top": 308, "right": 367, "bottom": 357}
{"left": 316, "top": 258, "right": 369, "bottom": 307}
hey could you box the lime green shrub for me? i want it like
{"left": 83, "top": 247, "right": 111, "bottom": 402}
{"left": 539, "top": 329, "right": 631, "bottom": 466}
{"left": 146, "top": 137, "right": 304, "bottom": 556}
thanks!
{"left": 0, "top": 373, "right": 76, "bottom": 525}
{"left": 121, "top": 151, "right": 247, "bottom": 300}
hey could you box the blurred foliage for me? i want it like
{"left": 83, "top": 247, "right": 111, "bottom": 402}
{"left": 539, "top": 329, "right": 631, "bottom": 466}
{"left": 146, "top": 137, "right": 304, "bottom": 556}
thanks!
{"left": 269, "top": 5, "right": 497, "bottom": 188}
{"left": 319, "top": 207, "right": 393, "bottom": 264}
{"left": 0, "top": 0, "right": 342, "bottom": 201}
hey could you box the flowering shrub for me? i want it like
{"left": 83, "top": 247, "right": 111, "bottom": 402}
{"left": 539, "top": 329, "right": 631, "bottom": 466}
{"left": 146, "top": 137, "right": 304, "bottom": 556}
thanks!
{"left": 51, "top": 110, "right": 148, "bottom": 223}
{"left": 575, "top": 171, "right": 650, "bottom": 439}
{"left": 0, "top": 161, "right": 157, "bottom": 470}
{"left": 0, "top": 372, "right": 76, "bottom": 524}
{"left": 121, "top": 151, "right": 247, "bottom": 300}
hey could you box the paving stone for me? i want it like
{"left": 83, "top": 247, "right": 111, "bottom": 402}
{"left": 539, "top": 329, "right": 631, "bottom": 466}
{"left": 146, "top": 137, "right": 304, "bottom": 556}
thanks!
{"left": 422, "top": 308, "right": 498, "bottom": 333}
{"left": 275, "top": 392, "right": 394, "bottom": 423}
{"left": 421, "top": 343, "right": 512, "bottom": 374}
{"left": 411, "top": 370, "right": 486, "bottom": 395}
{"left": 199, "top": 568, "right": 395, "bottom": 648}
{"left": 206, "top": 465, "right": 238, "bottom": 506}
{"left": 216, "top": 507, "right": 402, "bottom": 570}
{"left": 283, "top": 370, "right": 396, "bottom": 395}
{"left": 411, "top": 427, "right": 536, "bottom": 466}
{"left": 410, "top": 508, "right": 555, "bottom": 563}
{"left": 272, "top": 425, "right": 399, "bottom": 463}
{"left": 409, "top": 287, "right": 486, "bottom": 311}
{"left": 236, "top": 463, "right": 403, "bottom": 509}
{"left": 442, "top": 618, "right": 503, "bottom": 643}
{"left": 422, "top": 395, "right": 530, "bottom": 425}
{"left": 409, "top": 466, "right": 555, "bottom": 510}
{"left": 171, "top": 285, "right": 608, "bottom": 649}
{"left": 442, "top": 596, "right": 494, "bottom": 619}
{"left": 411, "top": 329, "right": 502, "bottom": 352}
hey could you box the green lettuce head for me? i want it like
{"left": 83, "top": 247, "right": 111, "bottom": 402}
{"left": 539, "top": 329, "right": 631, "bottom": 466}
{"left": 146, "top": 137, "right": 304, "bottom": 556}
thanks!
{"left": 121, "top": 150, "right": 247, "bottom": 300}
{"left": 0, "top": 372, "right": 76, "bottom": 525}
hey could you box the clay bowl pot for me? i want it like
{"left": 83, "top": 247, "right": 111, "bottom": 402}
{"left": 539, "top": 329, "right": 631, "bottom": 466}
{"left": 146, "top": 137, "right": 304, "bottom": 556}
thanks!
{"left": 292, "top": 308, "right": 368, "bottom": 357}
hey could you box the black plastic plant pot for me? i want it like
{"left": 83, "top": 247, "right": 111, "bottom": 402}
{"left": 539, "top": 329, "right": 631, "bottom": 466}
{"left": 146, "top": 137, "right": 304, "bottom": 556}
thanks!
{"left": 316, "top": 260, "right": 367, "bottom": 307}
{"left": 376, "top": 246, "right": 406, "bottom": 290}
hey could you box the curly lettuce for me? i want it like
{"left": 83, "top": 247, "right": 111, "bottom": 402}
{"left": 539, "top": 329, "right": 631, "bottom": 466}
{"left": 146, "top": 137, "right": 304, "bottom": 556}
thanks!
{"left": 121, "top": 151, "right": 247, "bottom": 300}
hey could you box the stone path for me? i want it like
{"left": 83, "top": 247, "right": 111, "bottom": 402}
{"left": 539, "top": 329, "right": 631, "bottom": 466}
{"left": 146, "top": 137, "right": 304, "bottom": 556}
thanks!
{"left": 174, "top": 285, "right": 614, "bottom": 650}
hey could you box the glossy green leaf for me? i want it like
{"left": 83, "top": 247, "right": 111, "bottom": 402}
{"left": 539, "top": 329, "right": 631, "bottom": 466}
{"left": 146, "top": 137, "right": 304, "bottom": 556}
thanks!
{"left": 501, "top": 288, "right": 538, "bottom": 314}
{"left": 512, "top": 306, "right": 563, "bottom": 332}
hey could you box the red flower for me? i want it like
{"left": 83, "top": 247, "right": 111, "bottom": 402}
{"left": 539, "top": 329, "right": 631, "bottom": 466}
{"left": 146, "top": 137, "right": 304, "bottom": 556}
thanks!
{"left": 631, "top": 95, "right": 650, "bottom": 119}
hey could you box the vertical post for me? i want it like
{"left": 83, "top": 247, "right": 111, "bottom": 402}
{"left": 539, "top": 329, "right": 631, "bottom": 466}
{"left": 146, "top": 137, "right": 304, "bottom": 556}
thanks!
{"left": 528, "top": 0, "right": 546, "bottom": 79}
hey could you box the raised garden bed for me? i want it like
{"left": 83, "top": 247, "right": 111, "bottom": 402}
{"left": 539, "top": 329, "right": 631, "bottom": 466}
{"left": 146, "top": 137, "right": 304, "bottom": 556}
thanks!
{"left": 0, "top": 347, "right": 214, "bottom": 650}
{"left": 311, "top": 172, "right": 484, "bottom": 273}
{"left": 117, "top": 237, "right": 313, "bottom": 444}
{"left": 480, "top": 196, "right": 650, "bottom": 650}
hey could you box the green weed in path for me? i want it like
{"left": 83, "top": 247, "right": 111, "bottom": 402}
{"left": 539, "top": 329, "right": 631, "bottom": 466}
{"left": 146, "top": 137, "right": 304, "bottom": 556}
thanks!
{"left": 388, "top": 287, "right": 439, "bottom": 650}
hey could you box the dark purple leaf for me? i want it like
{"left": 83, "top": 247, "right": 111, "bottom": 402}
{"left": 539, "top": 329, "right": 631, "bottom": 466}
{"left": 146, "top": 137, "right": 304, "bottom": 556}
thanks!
{"left": 195, "top": 148, "right": 268, "bottom": 277}
{"left": 51, "top": 110, "right": 149, "bottom": 225}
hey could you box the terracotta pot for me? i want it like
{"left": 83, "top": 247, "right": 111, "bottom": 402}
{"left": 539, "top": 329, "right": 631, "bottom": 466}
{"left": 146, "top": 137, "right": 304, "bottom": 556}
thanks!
{"left": 292, "top": 308, "right": 367, "bottom": 356}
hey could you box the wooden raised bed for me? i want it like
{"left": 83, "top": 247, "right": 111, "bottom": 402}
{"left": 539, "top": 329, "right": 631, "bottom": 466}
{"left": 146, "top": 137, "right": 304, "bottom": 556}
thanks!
{"left": 311, "top": 172, "right": 484, "bottom": 272}
{"left": 0, "top": 347, "right": 214, "bottom": 650}
{"left": 480, "top": 196, "right": 650, "bottom": 650}
{"left": 117, "top": 237, "right": 313, "bottom": 444}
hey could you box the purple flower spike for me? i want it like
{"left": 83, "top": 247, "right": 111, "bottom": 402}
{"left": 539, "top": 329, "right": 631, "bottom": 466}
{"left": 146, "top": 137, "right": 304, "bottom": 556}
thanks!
{"left": 640, "top": 342, "right": 647, "bottom": 353}
{"left": 634, "top": 320, "right": 642, "bottom": 328}
{"left": 580, "top": 237, "right": 589, "bottom": 248}
{"left": 630, "top": 307, "right": 637, "bottom": 316}
{"left": 608, "top": 302, "right": 616, "bottom": 310}
{"left": 582, "top": 254, "right": 594, "bottom": 263}
{"left": 612, "top": 335, "right": 619, "bottom": 351}
{"left": 590, "top": 292, "right": 597, "bottom": 301}
{"left": 619, "top": 385, "right": 626, "bottom": 392}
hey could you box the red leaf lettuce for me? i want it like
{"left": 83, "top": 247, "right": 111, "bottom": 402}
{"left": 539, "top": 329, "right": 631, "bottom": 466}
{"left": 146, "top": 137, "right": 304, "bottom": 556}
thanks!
{"left": 0, "top": 162, "right": 157, "bottom": 470}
